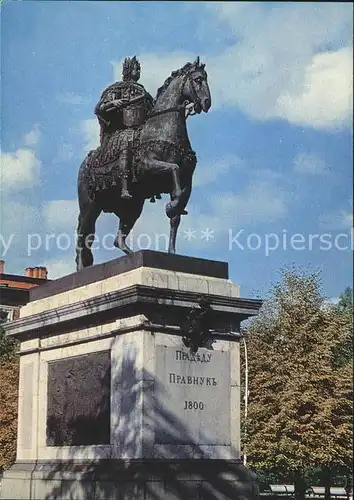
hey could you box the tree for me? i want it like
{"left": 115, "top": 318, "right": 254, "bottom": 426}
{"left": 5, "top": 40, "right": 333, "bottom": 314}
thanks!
{"left": 0, "top": 358, "right": 19, "bottom": 472}
{"left": 0, "top": 310, "right": 17, "bottom": 362}
{"left": 338, "top": 287, "right": 353, "bottom": 312}
{"left": 0, "top": 310, "right": 19, "bottom": 472}
{"left": 333, "top": 287, "right": 353, "bottom": 368}
{"left": 243, "top": 269, "right": 353, "bottom": 499}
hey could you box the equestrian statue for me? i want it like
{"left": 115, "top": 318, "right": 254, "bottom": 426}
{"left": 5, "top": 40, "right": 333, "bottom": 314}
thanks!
{"left": 76, "top": 56, "right": 211, "bottom": 270}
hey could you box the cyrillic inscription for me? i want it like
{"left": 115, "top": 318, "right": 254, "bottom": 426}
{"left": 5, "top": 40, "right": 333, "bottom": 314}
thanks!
{"left": 155, "top": 346, "right": 231, "bottom": 446}
{"left": 169, "top": 373, "right": 217, "bottom": 386}
{"left": 175, "top": 350, "right": 212, "bottom": 363}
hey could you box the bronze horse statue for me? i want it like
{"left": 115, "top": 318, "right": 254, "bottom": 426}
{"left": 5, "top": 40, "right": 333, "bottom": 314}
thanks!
{"left": 75, "top": 58, "right": 211, "bottom": 270}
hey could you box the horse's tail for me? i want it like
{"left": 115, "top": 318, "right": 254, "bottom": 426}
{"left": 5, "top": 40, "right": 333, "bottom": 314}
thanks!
{"left": 77, "top": 149, "right": 99, "bottom": 205}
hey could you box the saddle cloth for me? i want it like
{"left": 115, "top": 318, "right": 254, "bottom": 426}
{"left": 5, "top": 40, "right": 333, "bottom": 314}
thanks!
{"left": 85, "top": 128, "right": 139, "bottom": 198}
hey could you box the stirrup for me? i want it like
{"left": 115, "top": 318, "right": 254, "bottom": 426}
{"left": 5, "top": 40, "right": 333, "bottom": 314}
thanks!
{"left": 121, "top": 190, "right": 132, "bottom": 200}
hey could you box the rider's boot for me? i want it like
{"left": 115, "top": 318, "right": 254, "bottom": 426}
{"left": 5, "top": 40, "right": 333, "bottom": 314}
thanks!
{"left": 121, "top": 177, "right": 132, "bottom": 200}
{"left": 120, "top": 151, "right": 133, "bottom": 199}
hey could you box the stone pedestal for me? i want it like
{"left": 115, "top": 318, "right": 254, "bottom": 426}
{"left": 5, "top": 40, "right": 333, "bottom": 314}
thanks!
{"left": 1, "top": 251, "right": 261, "bottom": 500}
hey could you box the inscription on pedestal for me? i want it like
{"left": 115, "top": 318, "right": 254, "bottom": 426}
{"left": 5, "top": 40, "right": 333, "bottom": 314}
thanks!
{"left": 46, "top": 350, "right": 111, "bottom": 446}
{"left": 155, "top": 346, "right": 230, "bottom": 446}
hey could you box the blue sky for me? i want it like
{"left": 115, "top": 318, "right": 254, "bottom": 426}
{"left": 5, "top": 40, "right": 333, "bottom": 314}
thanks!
{"left": 1, "top": 1, "right": 352, "bottom": 299}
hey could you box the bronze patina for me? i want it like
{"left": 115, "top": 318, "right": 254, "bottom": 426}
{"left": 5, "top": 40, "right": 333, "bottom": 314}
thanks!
{"left": 76, "top": 56, "right": 211, "bottom": 270}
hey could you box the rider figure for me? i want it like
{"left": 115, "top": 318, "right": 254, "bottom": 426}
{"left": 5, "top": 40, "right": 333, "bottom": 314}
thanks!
{"left": 95, "top": 56, "right": 154, "bottom": 199}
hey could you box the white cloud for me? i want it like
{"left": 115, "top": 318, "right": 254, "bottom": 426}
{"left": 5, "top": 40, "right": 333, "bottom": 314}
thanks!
{"left": 200, "top": 3, "right": 353, "bottom": 129}
{"left": 22, "top": 124, "right": 41, "bottom": 147}
{"left": 0, "top": 148, "right": 41, "bottom": 190}
{"left": 124, "top": 177, "right": 289, "bottom": 254}
{"left": 115, "top": 5, "right": 352, "bottom": 131}
{"left": 320, "top": 208, "right": 353, "bottom": 231}
{"left": 43, "top": 200, "right": 79, "bottom": 234}
{"left": 293, "top": 153, "right": 327, "bottom": 175}
{"left": 80, "top": 119, "right": 100, "bottom": 153}
{"left": 211, "top": 180, "right": 288, "bottom": 228}
{"left": 193, "top": 155, "right": 245, "bottom": 188}
{"left": 276, "top": 47, "right": 353, "bottom": 129}
{"left": 45, "top": 257, "right": 76, "bottom": 279}
{"left": 1, "top": 202, "right": 42, "bottom": 239}
{"left": 122, "top": 177, "right": 288, "bottom": 251}
{"left": 125, "top": 201, "right": 171, "bottom": 251}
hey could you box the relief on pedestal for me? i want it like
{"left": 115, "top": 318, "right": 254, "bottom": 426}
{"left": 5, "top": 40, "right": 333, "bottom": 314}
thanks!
{"left": 46, "top": 350, "right": 111, "bottom": 446}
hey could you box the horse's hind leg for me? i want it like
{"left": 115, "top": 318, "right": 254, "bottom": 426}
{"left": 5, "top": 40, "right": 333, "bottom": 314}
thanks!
{"left": 114, "top": 218, "right": 134, "bottom": 255}
{"left": 75, "top": 201, "right": 101, "bottom": 270}
{"left": 113, "top": 199, "right": 144, "bottom": 255}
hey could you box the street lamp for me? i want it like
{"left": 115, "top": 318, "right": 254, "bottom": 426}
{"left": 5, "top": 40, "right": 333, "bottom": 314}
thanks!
{"left": 241, "top": 334, "right": 249, "bottom": 466}
{"left": 231, "top": 330, "right": 249, "bottom": 467}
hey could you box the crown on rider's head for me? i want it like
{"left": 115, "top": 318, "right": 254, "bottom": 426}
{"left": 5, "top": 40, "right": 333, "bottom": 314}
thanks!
{"left": 122, "top": 56, "right": 141, "bottom": 81}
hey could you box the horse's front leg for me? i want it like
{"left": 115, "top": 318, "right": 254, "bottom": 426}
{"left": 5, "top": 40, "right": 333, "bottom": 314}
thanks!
{"left": 170, "top": 163, "right": 182, "bottom": 200}
{"left": 168, "top": 215, "right": 181, "bottom": 253}
{"left": 142, "top": 157, "right": 182, "bottom": 218}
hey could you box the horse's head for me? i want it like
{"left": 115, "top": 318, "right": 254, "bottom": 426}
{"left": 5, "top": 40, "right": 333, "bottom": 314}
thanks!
{"left": 182, "top": 57, "right": 211, "bottom": 114}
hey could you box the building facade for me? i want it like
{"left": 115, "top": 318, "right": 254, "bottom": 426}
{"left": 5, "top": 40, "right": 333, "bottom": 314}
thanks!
{"left": 0, "top": 261, "right": 48, "bottom": 321}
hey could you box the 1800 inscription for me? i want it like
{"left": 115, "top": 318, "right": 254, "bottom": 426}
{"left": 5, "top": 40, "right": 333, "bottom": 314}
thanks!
{"left": 155, "top": 346, "right": 231, "bottom": 446}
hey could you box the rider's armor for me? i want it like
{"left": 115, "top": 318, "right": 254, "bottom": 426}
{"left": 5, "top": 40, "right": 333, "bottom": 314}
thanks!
{"left": 95, "top": 59, "right": 153, "bottom": 198}
{"left": 121, "top": 83, "right": 149, "bottom": 128}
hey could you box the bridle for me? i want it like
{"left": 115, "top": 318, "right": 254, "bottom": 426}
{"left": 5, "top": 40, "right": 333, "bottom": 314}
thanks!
{"left": 182, "top": 69, "right": 202, "bottom": 117}
{"left": 148, "top": 69, "right": 203, "bottom": 120}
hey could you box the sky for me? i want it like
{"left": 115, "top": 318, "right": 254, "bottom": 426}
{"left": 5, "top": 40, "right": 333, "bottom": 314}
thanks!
{"left": 0, "top": 1, "right": 353, "bottom": 300}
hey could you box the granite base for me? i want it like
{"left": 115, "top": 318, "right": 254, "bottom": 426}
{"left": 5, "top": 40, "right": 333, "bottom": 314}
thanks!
{"left": 0, "top": 459, "right": 259, "bottom": 500}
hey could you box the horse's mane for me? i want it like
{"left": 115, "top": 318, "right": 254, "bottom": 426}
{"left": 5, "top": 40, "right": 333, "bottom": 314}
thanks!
{"left": 155, "top": 62, "right": 194, "bottom": 101}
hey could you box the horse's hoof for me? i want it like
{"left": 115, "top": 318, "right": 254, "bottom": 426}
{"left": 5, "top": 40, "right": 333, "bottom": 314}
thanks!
{"left": 123, "top": 247, "right": 133, "bottom": 255}
{"left": 114, "top": 237, "right": 133, "bottom": 254}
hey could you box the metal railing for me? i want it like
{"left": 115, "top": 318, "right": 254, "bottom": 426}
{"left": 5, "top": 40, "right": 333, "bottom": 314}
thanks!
{"left": 260, "top": 484, "right": 352, "bottom": 500}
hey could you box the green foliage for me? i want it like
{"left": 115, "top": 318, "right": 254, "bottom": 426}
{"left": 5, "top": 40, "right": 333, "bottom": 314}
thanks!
{"left": 0, "top": 310, "right": 19, "bottom": 472}
{"left": 242, "top": 270, "right": 353, "bottom": 487}
{"left": 333, "top": 287, "right": 353, "bottom": 368}
{"left": 0, "top": 310, "right": 18, "bottom": 362}
{"left": 0, "top": 358, "right": 19, "bottom": 472}
{"left": 338, "top": 287, "right": 353, "bottom": 311}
